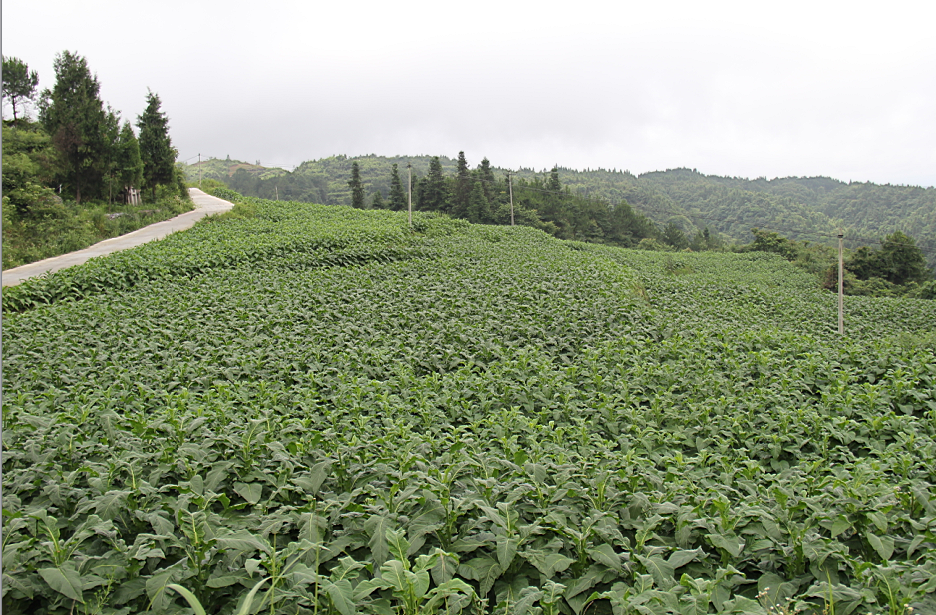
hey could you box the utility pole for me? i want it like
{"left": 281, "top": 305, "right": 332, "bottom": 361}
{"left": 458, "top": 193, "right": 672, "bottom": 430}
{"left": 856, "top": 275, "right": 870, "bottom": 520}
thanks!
{"left": 508, "top": 171, "right": 515, "bottom": 226}
{"left": 198, "top": 153, "right": 202, "bottom": 189}
{"left": 838, "top": 229, "right": 844, "bottom": 335}
{"left": 407, "top": 163, "right": 413, "bottom": 227}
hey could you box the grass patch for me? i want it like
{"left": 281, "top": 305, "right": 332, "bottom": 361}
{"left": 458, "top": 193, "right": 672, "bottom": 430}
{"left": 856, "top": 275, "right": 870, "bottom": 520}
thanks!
{"left": 2, "top": 195, "right": 192, "bottom": 270}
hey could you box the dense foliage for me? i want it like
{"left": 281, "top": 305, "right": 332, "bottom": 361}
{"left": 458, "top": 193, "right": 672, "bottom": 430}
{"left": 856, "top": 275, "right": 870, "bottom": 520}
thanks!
{"left": 4, "top": 192, "right": 936, "bottom": 614}
{"left": 2, "top": 55, "right": 40, "bottom": 124}
{"left": 2, "top": 50, "right": 189, "bottom": 270}
{"left": 181, "top": 157, "right": 936, "bottom": 271}
{"left": 184, "top": 154, "right": 663, "bottom": 250}
{"left": 137, "top": 91, "right": 177, "bottom": 203}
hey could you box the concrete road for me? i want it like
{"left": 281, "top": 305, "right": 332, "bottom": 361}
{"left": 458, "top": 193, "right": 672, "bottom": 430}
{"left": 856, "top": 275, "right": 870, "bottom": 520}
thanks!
{"left": 1, "top": 189, "right": 234, "bottom": 287}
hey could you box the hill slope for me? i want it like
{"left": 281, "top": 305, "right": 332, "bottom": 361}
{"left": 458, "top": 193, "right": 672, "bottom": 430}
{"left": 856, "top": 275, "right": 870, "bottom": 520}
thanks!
{"left": 4, "top": 192, "right": 936, "bottom": 613}
{"left": 181, "top": 157, "right": 936, "bottom": 263}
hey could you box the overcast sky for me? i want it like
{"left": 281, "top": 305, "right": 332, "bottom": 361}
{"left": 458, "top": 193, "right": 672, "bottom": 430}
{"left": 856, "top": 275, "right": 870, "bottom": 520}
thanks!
{"left": 4, "top": 0, "right": 935, "bottom": 186}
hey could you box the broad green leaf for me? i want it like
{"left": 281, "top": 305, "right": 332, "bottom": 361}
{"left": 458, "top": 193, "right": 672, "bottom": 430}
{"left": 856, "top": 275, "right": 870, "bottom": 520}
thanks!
{"left": 205, "top": 461, "right": 234, "bottom": 492}
{"left": 423, "top": 578, "right": 478, "bottom": 613}
{"left": 636, "top": 555, "right": 675, "bottom": 590}
{"left": 39, "top": 565, "right": 84, "bottom": 603}
{"left": 378, "top": 559, "right": 408, "bottom": 593}
{"left": 354, "top": 578, "right": 384, "bottom": 601}
{"left": 566, "top": 564, "right": 611, "bottom": 598}
{"left": 667, "top": 548, "right": 701, "bottom": 569}
{"left": 325, "top": 579, "right": 356, "bottom": 615}
{"left": 309, "top": 460, "right": 332, "bottom": 494}
{"left": 94, "top": 490, "right": 130, "bottom": 520}
{"left": 588, "top": 543, "right": 621, "bottom": 571}
{"left": 431, "top": 550, "right": 459, "bottom": 585}
{"left": 458, "top": 556, "right": 502, "bottom": 596}
{"left": 112, "top": 577, "right": 147, "bottom": 604}
{"left": 706, "top": 533, "right": 743, "bottom": 558}
{"left": 146, "top": 567, "right": 180, "bottom": 612}
{"left": 908, "top": 533, "right": 926, "bottom": 557}
{"left": 867, "top": 511, "right": 888, "bottom": 534}
{"left": 411, "top": 569, "right": 431, "bottom": 600}
{"left": 757, "top": 573, "right": 796, "bottom": 607}
{"left": 527, "top": 463, "right": 548, "bottom": 484}
{"left": 167, "top": 584, "right": 206, "bottom": 615}
{"left": 188, "top": 475, "right": 204, "bottom": 496}
{"left": 233, "top": 482, "right": 263, "bottom": 505}
{"left": 235, "top": 577, "right": 270, "bottom": 615}
{"left": 495, "top": 574, "right": 531, "bottom": 607}
{"left": 245, "top": 558, "right": 263, "bottom": 576}
{"left": 507, "top": 586, "right": 543, "bottom": 615}
{"left": 866, "top": 532, "right": 895, "bottom": 560}
{"left": 830, "top": 516, "right": 851, "bottom": 538}
{"left": 479, "top": 504, "right": 509, "bottom": 532}
{"left": 527, "top": 552, "right": 575, "bottom": 578}
{"left": 365, "top": 516, "right": 392, "bottom": 566}
{"left": 496, "top": 535, "right": 519, "bottom": 570}
{"left": 216, "top": 529, "right": 270, "bottom": 555}
{"left": 385, "top": 527, "right": 410, "bottom": 564}
{"left": 207, "top": 574, "right": 249, "bottom": 588}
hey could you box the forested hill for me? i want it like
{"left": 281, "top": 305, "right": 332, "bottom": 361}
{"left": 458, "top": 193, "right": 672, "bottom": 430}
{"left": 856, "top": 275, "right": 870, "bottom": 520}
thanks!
{"left": 180, "top": 155, "right": 936, "bottom": 257}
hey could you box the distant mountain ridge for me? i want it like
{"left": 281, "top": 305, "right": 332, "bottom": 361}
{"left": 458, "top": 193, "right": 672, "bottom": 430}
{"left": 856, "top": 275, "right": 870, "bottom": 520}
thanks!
{"left": 181, "top": 155, "right": 936, "bottom": 263}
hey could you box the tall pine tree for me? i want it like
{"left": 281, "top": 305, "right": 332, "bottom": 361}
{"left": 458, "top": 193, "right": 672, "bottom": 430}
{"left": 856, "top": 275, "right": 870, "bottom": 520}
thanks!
{"left": 115, "top": 121, "right": 143, "bottom": 203}
{"left": 547, "top": 165, "right": 562, "bottom": 192}
{"left": 348, "top": 161, "right": 365, "bottom": 208}
{"left": 451, "top": 151, "right": 472, "bottom": 218}
{"left": 477, "top": 157, "right": 496, "bottom": 203}
{"left": 389, "top": 163, "right": 406, "bottom": 211}
{"left": 39, "top": 51, "right": 109, "bottom": 203}
{"left": 467, "top": 178, "right": 490, "bottom": 224}
{"left": 136, "top": 90, "right": 176, "bottom": 202}
{"left": 419, "top": 156, "right": 447, "bottom": 211}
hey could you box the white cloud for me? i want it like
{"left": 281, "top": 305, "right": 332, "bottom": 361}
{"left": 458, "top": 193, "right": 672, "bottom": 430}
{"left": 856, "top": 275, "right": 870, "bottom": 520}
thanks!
{"left": 3, "top": 0, "right": 935, "bottom": 186}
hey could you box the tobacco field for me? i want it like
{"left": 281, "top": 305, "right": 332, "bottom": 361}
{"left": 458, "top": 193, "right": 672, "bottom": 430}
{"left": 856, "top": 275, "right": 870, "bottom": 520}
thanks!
{"left": 3, "top": 193, "right": 936, "bottom": 614}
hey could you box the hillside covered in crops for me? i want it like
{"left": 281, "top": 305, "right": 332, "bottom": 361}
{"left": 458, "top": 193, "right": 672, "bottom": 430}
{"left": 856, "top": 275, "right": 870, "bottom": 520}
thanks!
{"left": 181, "top": 156, "right": 936, "bottom": 266}
{"left": 3, "top": 191, "right": 936, "bottom": 614}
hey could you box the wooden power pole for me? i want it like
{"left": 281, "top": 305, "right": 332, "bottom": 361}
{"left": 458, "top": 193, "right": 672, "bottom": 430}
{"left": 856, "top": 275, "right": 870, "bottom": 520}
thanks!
{"left": 838, "top": 229, "right": 844, "bottom": 335}
{"left": 407, "top": 163, "right": 412, "bottom": 227}
{"left": 508, "top": 171, "right": 515, "bottom": 226}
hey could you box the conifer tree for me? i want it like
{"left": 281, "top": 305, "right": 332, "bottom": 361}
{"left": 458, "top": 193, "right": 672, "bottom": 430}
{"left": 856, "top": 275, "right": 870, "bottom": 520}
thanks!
{"left": 348, "top": 161, "right": 365, "bottom": 208}
{"left": 420, "top": 156, "right": 447, "bottom": 211}
{"left": 136, "top": 90, "right": 176, "bottom": 202}
{"left": 39, "top": 51, "right": 109, "bottom": 203}
{"left": 467, "top": 178, "right": 490, "bottom": 224}
{"left": 389, "top": 163, "right": 406, "bottom": 211}
{"left": 547, "top": 165, "right": 562, "bottom": 192}
{"left": 451, "top": 151, "right": 472, "bottom": 218}
{"left": 371, "top": 190, "right": 385, "bottom": 209}
{"left": 102, "top": 107, "right": 121, "bottom": 203}
{"left": 477, "top": 157, "right": 496, "bottom": 202}
{"left": 115, "top": 121, "right": 143, "bottom": 202}
{"left": 662, "top": 221, "right": 689, "bottom": 250}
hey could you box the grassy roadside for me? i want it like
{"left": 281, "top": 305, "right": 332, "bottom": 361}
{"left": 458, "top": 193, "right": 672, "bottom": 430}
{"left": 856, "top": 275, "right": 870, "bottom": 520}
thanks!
{"left": 1, "top": 194, "right": 193, "bottom": 270}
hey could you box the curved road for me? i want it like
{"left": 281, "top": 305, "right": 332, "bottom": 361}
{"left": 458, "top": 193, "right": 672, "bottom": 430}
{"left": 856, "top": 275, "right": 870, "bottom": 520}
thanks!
{"left": 1, "top": 189, "right": 234, "bottom": 287}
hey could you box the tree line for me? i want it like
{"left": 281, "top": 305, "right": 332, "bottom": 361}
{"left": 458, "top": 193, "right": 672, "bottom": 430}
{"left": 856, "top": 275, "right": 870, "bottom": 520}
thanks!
{"left": 341, "top": 153, "right": 672, "bottom": 249}
{"left": 2, "top": 51, "right": 185, "bottom": 219}
{"left": 744, "top": 228, "right": 934, "bottom": 299}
